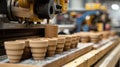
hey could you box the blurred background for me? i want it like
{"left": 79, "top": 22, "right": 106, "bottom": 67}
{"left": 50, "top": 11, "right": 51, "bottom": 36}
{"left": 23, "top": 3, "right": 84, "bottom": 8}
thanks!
{"left": 55, "top": 0, "right": 120, "bottom": 35}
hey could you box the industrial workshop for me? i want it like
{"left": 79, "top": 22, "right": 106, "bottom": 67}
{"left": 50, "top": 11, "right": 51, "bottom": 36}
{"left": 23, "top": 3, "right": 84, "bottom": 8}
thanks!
{"left": 0, "top": 0, "right": 120, "bottom": 67}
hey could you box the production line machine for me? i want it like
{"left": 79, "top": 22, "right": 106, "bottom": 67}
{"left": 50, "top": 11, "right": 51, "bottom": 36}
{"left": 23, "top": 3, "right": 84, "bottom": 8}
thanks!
{"left": 0, "top": 0, "right": 68, "bottom": 55}
{"left": 1, "top": 0, "right": 68, "bottom": 22}
{"left": 0, "top": 1, "right": 120, "bottom": 67}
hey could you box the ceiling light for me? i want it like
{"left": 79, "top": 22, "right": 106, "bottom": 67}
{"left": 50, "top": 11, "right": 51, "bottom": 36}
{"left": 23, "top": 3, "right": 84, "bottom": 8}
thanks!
{"left": 111, "top": 4, "right": 120, "bottom": 10}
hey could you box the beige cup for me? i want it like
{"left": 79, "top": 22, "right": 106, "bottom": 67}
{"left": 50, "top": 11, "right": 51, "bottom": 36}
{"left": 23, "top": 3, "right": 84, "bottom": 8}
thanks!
{"left": 56, "top": 37, "right": 65, "bottom": 54}
{"left": 46, "top": 38, "right": 57, "bottom": 57}
{"left": 80, "top": 35, "right": 89, "bottom": 43}
{"left": 29, "top": 40, "right": 48, "bottom": 61}
{"left": 59, "top": 35, "right": 72, "bottom": 51}
{"left": 71, "top": 35, "right": 77, "bottom": 48}
{"left": 110, "top": 31, "right": 116, "bottom": 37}
{"left": 64, "top": 35, "right": 72, "bottom": 51}
{"left": 89, "top": 33, "right": 100, "bottom": 44}
{"left": 4, "top": 41, "right": 25, "bottom": 63}
{"left": 75, "top": 34, "right": 80, "bottom": 47}
{"left": 96, "top": 32, "right": 103, "bottom": 41}
{"left": 75, "top": 33, "right": 81, "bottom": 42}
{"left": 101, "top": 31, "right": 109, "bottom": 39}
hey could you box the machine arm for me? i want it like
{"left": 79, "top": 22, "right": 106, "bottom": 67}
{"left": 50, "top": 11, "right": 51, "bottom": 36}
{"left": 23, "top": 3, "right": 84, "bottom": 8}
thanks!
{"left": 0, "top": 0, "right": 69, "bottom": 23}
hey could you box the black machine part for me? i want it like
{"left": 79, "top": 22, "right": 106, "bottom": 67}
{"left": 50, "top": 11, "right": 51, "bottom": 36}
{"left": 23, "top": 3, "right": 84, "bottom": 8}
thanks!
{"left": 0, "top": 0, "right": 8, "bottom": 14}
{"left": 34, "top": 0, "right": 55, "bottom": 19}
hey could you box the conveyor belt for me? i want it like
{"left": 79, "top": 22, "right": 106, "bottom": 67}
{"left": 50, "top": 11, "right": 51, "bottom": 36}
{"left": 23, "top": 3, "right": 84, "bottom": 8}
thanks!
{"left": 0, "top": 55, "right": 7, "bottom": 61}
{"left": 0, "top": 43, "right": 93, "bottom": 67}
{"left": 0, "top": 37, "right": 119, "bottom": 67}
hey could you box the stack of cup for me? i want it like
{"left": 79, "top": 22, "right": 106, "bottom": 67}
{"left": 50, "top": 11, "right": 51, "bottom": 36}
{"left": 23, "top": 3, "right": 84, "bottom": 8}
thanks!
{"left": 63, "top": 35, "right": 72, "bottom": 51}
{"left": 4, "top": 41, "right": 25, "bottom": 63}
{"left": 110, "top": 31, "right": 116, "bottom": 37}
{"left": 74, "top": 35, "right": 79, "bottom": 47}
{"left": 71, "top": 35, "right": 77, "bottom": 48}
{"left": 56, "top": 37, "right": 65, "bottom": 54}
{"left": 29, "top": 40, "right": 48, "bottom": 61}
{"left": 89, "top": 33, "right": 100, "bottom": 44}
{"left": 46, "top": 38, "right": 57, "bottom": 57}
{"left": 97, "top": 32, "right": 103, "bottom": 41}
{"left": 101, "top": 31, "right": 109, "bottom": 40}
{"left": 80, "top": 33, "right": 89, "bottom": 43}
{"left": 74, "top": 33, "right": 81, "bottom": 43}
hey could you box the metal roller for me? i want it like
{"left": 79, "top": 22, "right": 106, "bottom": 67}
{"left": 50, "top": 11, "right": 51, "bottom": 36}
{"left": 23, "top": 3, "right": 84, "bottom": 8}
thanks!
{"left": 34, "top": 0, "right": 55, "bottom": 19}
{"left": 7, "top": 0, "right": 18, "bottom": 21}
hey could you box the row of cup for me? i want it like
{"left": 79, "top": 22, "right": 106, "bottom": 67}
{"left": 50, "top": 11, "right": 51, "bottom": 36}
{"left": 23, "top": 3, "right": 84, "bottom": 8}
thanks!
{"left": 4, "top": 34, "right": 80, "bottom": 63}
{"left": 74, "top": 31, "right": 116, "bottom": 44}
{"left": 4, "top": 31, "right": 116, "bottom": 63}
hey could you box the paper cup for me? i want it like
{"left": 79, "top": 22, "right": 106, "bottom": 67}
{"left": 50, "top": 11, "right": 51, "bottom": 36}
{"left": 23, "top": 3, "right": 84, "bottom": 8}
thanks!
{"left": 56, "top": 37, "right": 65, "bottom": 54}
{"left": 29, "top": 40, "right": 48, "bottom": 61}
{"left": 4, "top": 41, "right": 25, "bottom": 63}
{"left": 89, "top": 33, "right": 100, "bottom": 44}
{"left": 46, "top": 38, "right": 57, "bottom": 57}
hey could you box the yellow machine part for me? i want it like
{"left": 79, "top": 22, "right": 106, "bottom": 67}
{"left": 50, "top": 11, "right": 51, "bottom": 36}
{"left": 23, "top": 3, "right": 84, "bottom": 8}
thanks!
{"left": 17, "top": 0, "right": 42, "bottom": 22}
{"left": 97, "top": 23, "right": 103, "bottom": 32}
{"left": 29, "top": 4, "right": 42, "bottom": 22}
{"left": 18, "top": 0, "right": 30, "bottom": 8}
{"left": 54, "top": 0, "right": 57, "bottom": 3}
{"left": 70, "top": 12, "right": 77, "bottom": 17}
{"left": 85, "top": 3, "right": 101, "bottom": 10}
{"left": 31, "top": 16, "right": 43, "bottom": 22}
{"left": 60, "top": 0, "right": 68, "bottom": 13}
{"left": 100, "top": 5, "right": 108, "bottom": 12}
{"left": 86, "top": 19, "right": 91, "bottom": 26}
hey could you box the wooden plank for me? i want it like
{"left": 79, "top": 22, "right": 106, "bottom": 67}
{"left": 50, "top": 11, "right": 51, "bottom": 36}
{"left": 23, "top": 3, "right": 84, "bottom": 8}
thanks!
{"left": 63, "top": 38, "right": 119, "bottom": 67}
{"left": 0, "top": 63, "right": 40, "bottom": 67}
{"left": 62, "top": 56, "right": 87, "bottom": 67}
{"left": 94, "top": 43, "right": 120, "bottom": 67}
